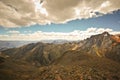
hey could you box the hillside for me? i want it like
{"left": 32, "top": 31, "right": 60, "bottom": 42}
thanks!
{"left": 1, "top": 42, "right": 76, "bottom": 66}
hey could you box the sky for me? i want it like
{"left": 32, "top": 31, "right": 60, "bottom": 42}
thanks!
{"left": 0, "top": 0, "right": 120, "bottom": 41}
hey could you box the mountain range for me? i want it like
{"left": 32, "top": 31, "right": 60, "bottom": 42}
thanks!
{"left": 0, "top": 40, "right": 69, "bottom": 51}
{"left": 0, "top": 32, "right": 120, "bottom": 80}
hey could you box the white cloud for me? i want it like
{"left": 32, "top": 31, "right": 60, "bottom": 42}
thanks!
{"left": 0, "top": 28, "right": 120, "bottom": 41}
{"left": 7, "top": 30, "right": 20, "bottom": 34}
{"left": 0, "top": 0, "right": 120, "bottom": 27}
{"left": 101, "top": 1, "right": 111, "bottom": 8}
{"left": 24, "top": 30, "right": 32, "bottom": 33}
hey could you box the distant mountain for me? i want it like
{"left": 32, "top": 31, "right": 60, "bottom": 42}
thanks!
{"left": 41, "top": 39, "right": 69, "bottom": 44}
{"left": 0, "top": 41, "right": 37, "bottom": 51}
{"left": 0, "top": 32, "right": 120, "bottom": 80}
{"left": 0, "top": 40, "right": 69, "bottom": 51}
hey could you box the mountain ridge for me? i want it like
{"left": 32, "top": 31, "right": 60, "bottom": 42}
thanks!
{"left": 1, "top": 32, "right": 120, "bottom": 65}
{"left": 0, "top": 32, "right": 120, "bottom": 80}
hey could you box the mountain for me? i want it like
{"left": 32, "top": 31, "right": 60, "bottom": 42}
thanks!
{"left": 1, "top": 32, "right": 120, "bottom": 66}
{"left": 0, "top": 41, "right": 37, "bottom": 51}
{"left": 0, "top": 40, "right": 69, "bottom": 51}
{"left": 40, "top": 39, "right": 69, "bottom": 44}
{"left": 1, "top": 42, "right": 76, "bottom": 66}
{"left": 0, "top": 32, "right": 120, "bottom": 80}
{"left": 76, "top": 32, "right": 120, "bottom": 63}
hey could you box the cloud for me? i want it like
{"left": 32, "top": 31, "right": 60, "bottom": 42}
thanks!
{"left": 0, "top": 28, "right": 120, "bottom": 41}
{"left": 0, "top": 0, "right": 120, "bottom": 27}
{"left": 7, "top": 30, "right": 20, "bottom": 34}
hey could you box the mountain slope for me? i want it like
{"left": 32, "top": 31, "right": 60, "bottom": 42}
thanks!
{"left": 1, "top": 42, "right": 76, "bottom": 66}
{"left": 76, "top": 32, "right": 120, "bottom": 63}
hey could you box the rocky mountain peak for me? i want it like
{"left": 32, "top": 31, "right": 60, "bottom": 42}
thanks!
{"left": 101, "top": 31, "right": 110, "bottom": 36}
